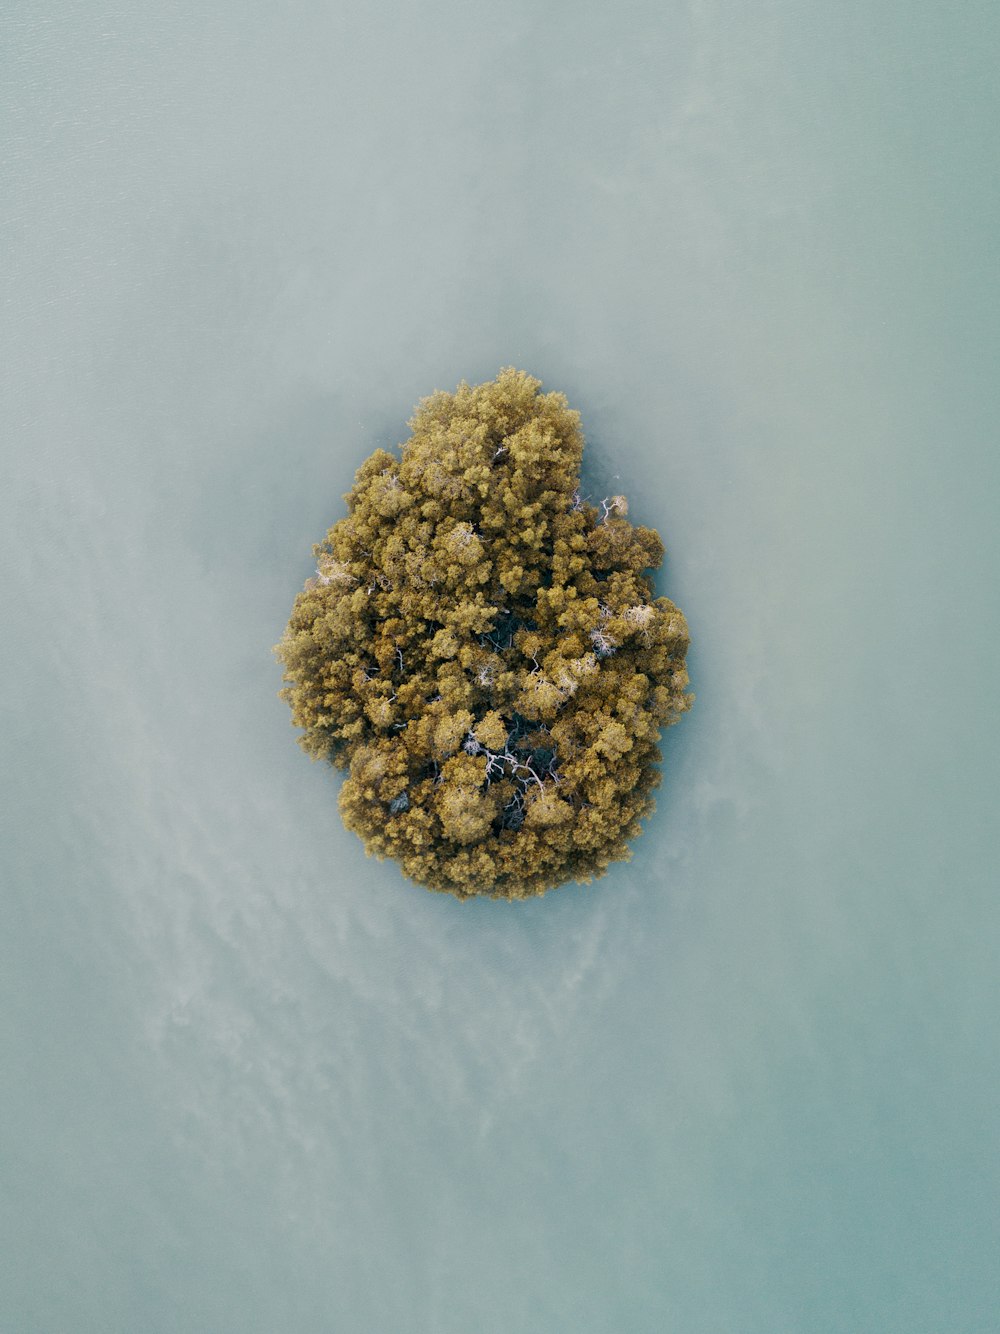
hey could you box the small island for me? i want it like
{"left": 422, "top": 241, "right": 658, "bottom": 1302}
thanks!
{"left": 275, "top": 369, "right": 693, "bottom": 899}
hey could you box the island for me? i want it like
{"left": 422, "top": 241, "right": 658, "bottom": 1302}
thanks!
{"left": 275, "top": 368, "right": 693, "bottom": 899}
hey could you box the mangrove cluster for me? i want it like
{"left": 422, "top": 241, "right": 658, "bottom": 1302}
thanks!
{"left": 275, "top": 369, "right": 692, "bottom": 899}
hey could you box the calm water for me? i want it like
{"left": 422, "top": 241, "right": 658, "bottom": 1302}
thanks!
{"left": 3, "top": 3, "right": 998, "bottom": 1331}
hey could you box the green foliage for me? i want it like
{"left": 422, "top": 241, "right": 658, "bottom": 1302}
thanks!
{"left": 276, "top": 369, "right": 693, "bottom": 899}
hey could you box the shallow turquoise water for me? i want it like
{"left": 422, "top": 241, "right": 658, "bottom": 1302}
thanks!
{"left": 3, "top": 3, "right": 998, "bottom": 1331}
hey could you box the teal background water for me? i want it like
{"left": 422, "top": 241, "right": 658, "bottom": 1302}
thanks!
{"left": 3, "top": 3, "right": 998, "bottom": 1331}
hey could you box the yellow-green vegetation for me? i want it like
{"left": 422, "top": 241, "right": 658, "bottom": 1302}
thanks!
{"left": 275, "top": 369, "right": 693, "bottom": 899}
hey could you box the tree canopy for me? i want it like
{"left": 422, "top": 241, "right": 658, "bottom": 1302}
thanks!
{"left": 275, "top": 369, "right": 693, "bottom": 899}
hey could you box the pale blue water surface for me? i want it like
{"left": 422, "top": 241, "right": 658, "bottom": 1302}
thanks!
{"left": 3, "top": 3, "right": 999, "bottom": 1331}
